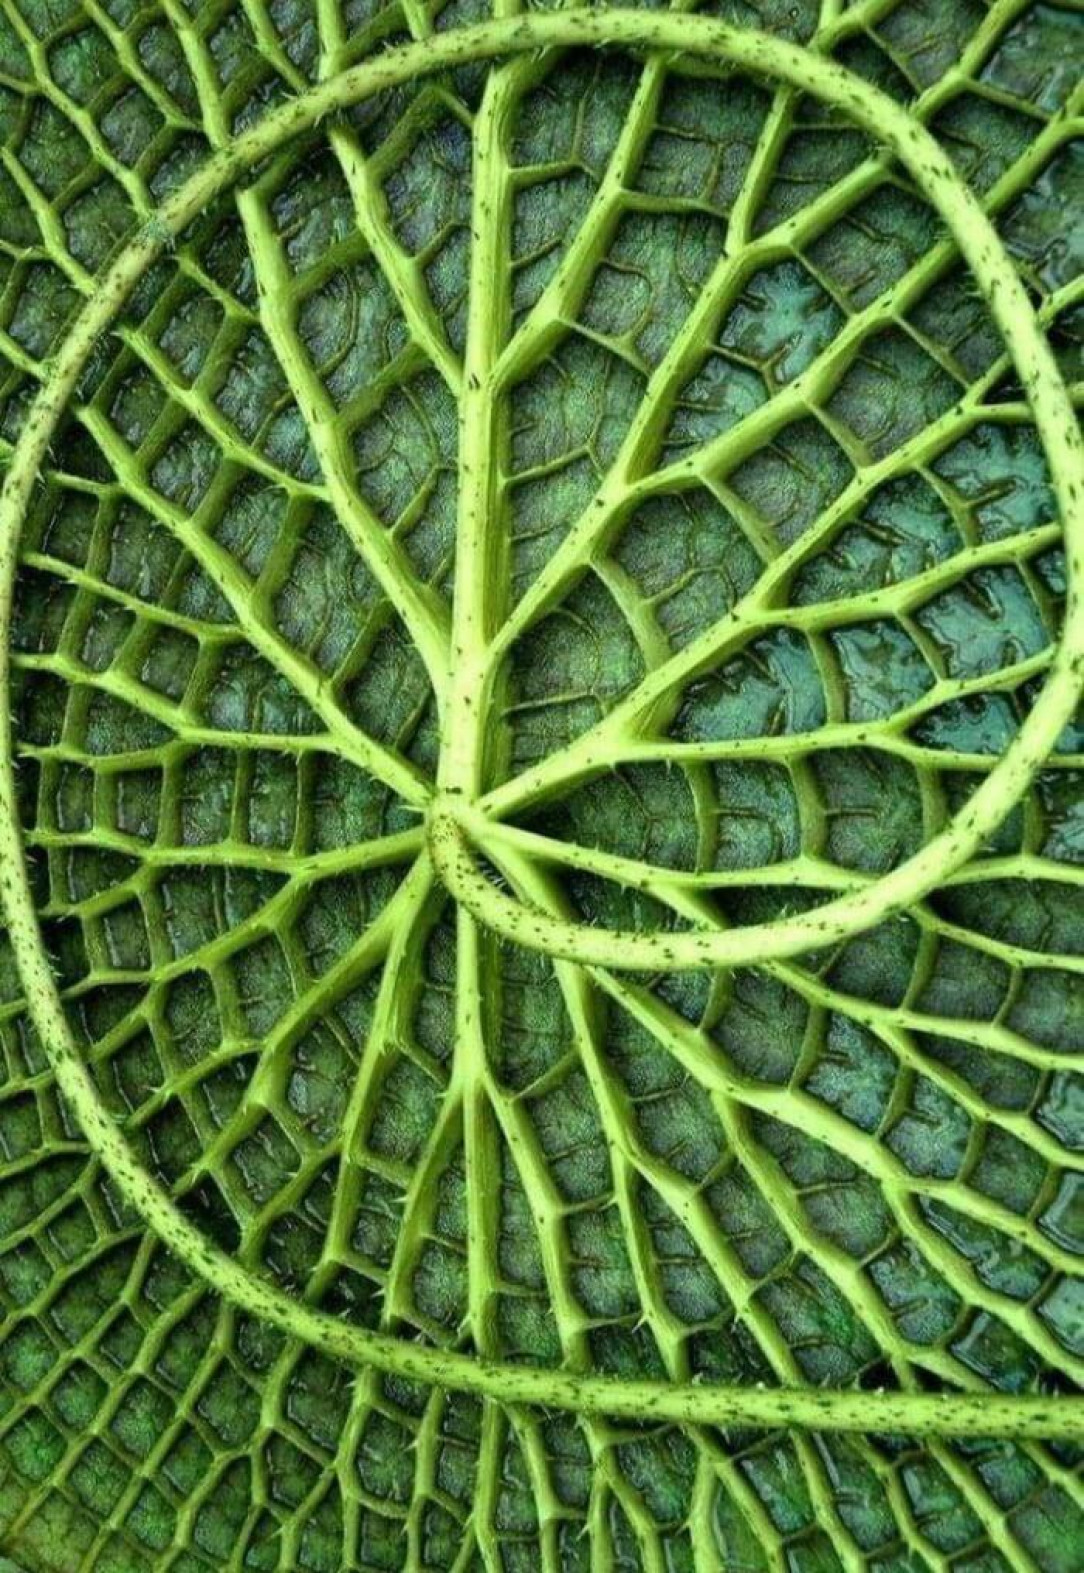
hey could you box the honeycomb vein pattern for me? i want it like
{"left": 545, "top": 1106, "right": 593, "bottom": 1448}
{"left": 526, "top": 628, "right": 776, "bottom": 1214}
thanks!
{"left": 0, "top": 0, "right": 1082, "bottom": 1568}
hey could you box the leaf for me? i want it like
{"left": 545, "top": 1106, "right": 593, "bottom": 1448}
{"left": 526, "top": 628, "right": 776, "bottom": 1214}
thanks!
{"left": 0, "top": 1, "right": 1082, "bottom": 1569}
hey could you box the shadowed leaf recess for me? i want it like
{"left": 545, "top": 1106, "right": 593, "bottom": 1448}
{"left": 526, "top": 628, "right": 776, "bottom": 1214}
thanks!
{"left": 0, "top": 1, "right": 1082, "bottom": 1568}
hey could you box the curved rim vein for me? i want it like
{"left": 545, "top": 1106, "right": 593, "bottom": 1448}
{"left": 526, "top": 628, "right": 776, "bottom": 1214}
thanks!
{"left": 0, "top": 8, "right": 1081, "bottom": 1437}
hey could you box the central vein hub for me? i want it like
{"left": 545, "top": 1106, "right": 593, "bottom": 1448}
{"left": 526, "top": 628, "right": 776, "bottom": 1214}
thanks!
{"left": 425, "top": 790, "right": 497, "bottom": 913}
{"left": 427, "top": 789, "right": 479, "bottom": 881}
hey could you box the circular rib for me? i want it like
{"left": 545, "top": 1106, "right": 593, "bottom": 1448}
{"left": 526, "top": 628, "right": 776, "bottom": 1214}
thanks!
{"left": 1, "top": 9, "right": 1080, "bottom": 1437}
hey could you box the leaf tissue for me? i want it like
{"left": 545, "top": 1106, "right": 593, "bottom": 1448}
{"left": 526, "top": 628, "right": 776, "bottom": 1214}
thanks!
{"left": 0, "top": 0, "right": 1081, "bottom": 1567}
